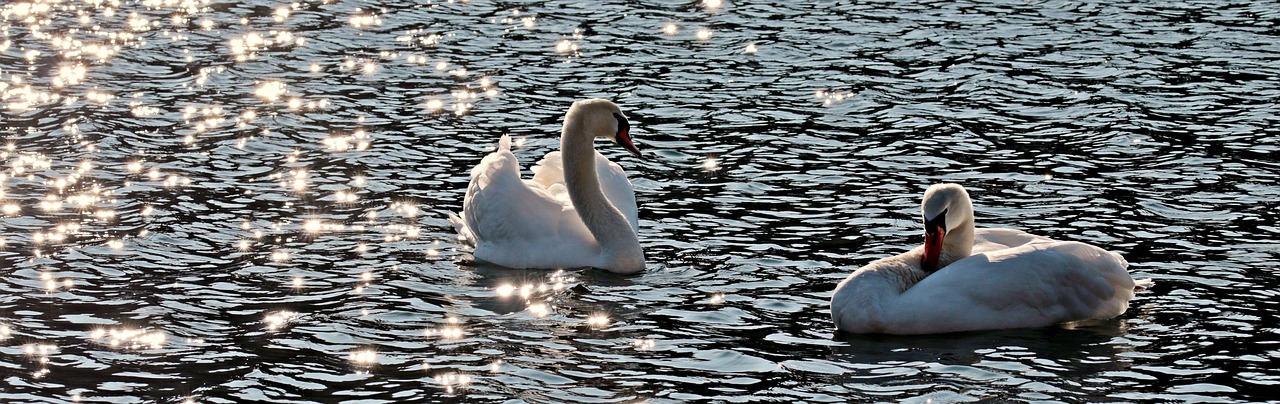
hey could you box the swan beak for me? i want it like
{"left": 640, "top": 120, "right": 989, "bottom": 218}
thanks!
{"left": 613, "top": 113, "right": 642, "bottom": 158}
{"left": 617, "top": 130, "right": 642, "bottom": 158}
{"left": 921, "top": 212, "right": 946, "bottom": 272}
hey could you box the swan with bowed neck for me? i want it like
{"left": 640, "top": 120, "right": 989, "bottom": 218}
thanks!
{"left": 831, "top": 183, "right": 1146, "bottom": 335}
{"left": 450, "top": 99, "right": 645, "bottom": 274}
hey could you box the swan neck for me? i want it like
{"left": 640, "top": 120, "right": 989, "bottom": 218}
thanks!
{"left": 561, "top": 119, "right": 643, "bottom": 271}
{"left": 941, "top": 216, "right": 975, "bottom": 268}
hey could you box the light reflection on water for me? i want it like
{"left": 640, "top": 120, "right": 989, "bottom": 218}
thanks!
{"left": 1, "top": 0, "right": 1278, "bottom": 402}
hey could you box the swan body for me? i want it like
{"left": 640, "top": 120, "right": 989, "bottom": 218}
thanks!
{"left": 831, "top": 184, "right": 1144, "bottom": 335}
{"left": 450, "top": 99, "right": 645, "bottom": 274}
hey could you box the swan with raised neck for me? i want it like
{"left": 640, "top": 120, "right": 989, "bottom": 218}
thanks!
{"left": 451, "top": 99, "right": 645, "bottom": 274}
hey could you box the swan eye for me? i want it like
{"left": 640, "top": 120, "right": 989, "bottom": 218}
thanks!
{"left": 924, "top": 208, "right": 947, "bottom": 235}
{"left": 611, "top": 112, "right": 641, "bottom": 157}
{"left": 612, "top": 113, "right": 630, "bottom": 141}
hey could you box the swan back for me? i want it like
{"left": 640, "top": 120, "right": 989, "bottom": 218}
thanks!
{"left": 894, "top": 241, "right": 1133, "bottom": 334}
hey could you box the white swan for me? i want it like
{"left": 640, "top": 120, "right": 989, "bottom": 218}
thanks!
{"left": 449, "top": 99, "right": 645, "bottom": 274}
{"left": 831, "top": 183, "right": 1147, "bottom": 335}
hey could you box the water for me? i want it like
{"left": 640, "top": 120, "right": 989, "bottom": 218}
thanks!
{"left": 1, "top": 0, "right": 1278, "bottom": 402}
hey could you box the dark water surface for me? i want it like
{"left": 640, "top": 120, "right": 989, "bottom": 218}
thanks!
{"left": 2, "top": 0, "right": 1278, "bottom": 402}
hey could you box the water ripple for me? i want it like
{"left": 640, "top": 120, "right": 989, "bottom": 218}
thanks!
{"left": 1, "top": 0, "right": 1278, "bottom": 402}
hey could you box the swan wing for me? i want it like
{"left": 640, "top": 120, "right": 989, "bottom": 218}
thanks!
{"left": 531, "top": 150, "right": 638, "bottom": 233}
{"left": 460, "top": 136, "right": 598, "bottom": 267}
{"left": 891, "top": 241, "right": 1134, "bottom": 334}
{"left": 530, "top": 151, "right": 574, "bottom": 205}
{"left": 531, "top": 151, "right": 565, "bottom": 188}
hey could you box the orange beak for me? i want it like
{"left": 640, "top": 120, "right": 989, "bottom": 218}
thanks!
{"left": 921, "top": 211, "right": 947, "bottom": 272}
{"left": 613, "top": 113, "right": 641, "bottom": 158}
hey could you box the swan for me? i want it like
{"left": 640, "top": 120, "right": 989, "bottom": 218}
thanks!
{"left": 831, "top": 183, "right": 1147, "bottom": 335}
{"left": 449, "top": 99, "right": 645, "bottom": 274}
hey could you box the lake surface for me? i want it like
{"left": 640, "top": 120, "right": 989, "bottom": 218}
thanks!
{"left": 2, "top": 0, "right": 1278, "bottom": 402}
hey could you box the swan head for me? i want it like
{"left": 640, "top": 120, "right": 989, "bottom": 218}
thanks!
{"left": 568, "top": 99, "right": 641, "bottom": 158}
{"left": 920, "top": 183, "right": 974, "bottom": 272}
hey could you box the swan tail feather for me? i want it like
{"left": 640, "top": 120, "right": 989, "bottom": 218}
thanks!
{"left": 447, "top": 212, "right": 476, "bottom": 247}
{"left": 499, "top": 134, "right": 511, "bottom": 152}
